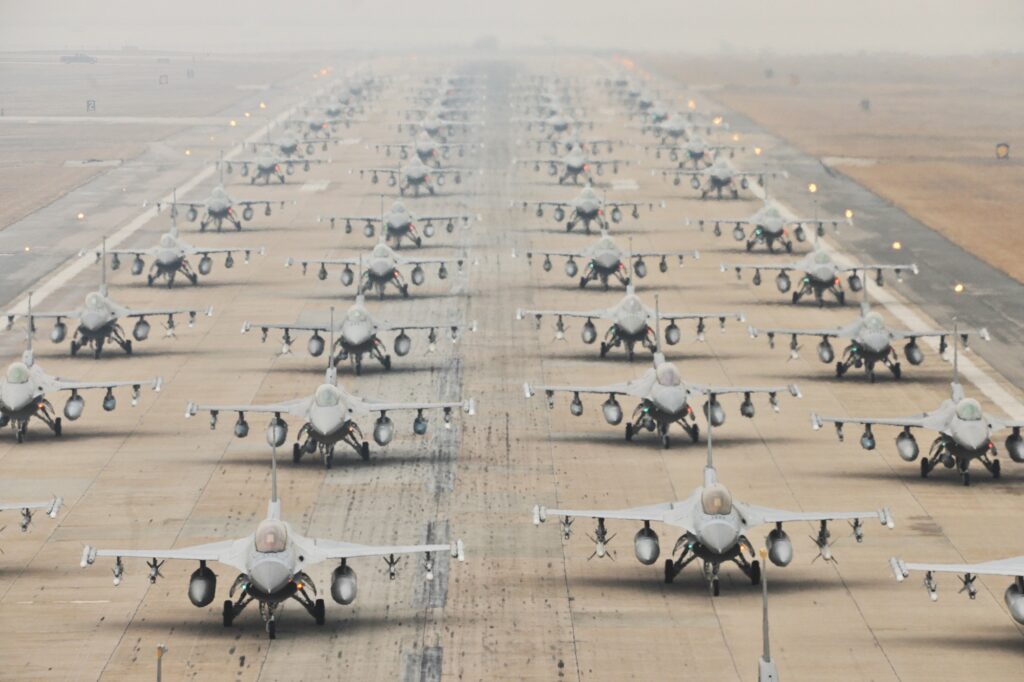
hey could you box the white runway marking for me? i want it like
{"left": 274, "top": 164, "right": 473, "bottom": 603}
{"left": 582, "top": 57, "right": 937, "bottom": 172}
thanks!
{"left": 300, "top": 181, "right": 330, "bottom": 192}
{"left": 611, "top": 179, "right": 639, "bottom": 191}
{"left": 0, "top": 116, "right": 227, "bottom": 125}
{"left": 4, "top": 102, "right": 306, "bottom": 317}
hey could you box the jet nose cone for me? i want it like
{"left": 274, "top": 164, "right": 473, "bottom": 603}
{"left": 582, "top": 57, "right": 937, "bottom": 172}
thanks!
{"left": 861, "top": 333, "right": 891, "bottom": 354}
{"left": 81, "top": 312, "right": 106, "bottom": 330}
{"left": 954, "top": 422, "right": 990, "bottom": 451}
{"left": 699, "top": 520, "right": 739, "bottom": 555}
{"left": 651, "top": 387, "right": 686, "bottom": 416}
{"left": 248, "top": 557, "right": 293, "bottom": 594}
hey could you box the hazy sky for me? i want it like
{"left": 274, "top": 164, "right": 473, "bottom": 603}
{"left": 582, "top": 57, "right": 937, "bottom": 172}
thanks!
{"left": 1, "top": 1, "right": 1022, "bottom": 54}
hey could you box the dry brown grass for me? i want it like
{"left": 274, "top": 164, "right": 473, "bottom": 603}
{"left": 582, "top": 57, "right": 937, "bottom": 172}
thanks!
{"left": 644, "top": 54, "right": 1024, "bottom": 282}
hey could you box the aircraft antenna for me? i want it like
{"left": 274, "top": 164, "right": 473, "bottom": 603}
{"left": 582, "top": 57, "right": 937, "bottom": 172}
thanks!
{"left": 270, "top": 444, "right": 279, "bottom": 504}
{"left": 328, "top": 305, "right": 336, "bottom": 372}
{"left": 762, "top": 547, "right": 771, "bottom": 662}
{"left": 100, "top": 236, "right": 108, "bottom": 296}
{"left": 25, "top": 291, "right": 33, "bottom": 357}
{"left": 706, "top": 399, "right": 714, "bottom": 470}
{"left": 952, "top": 318, "right": 959, "bottom": 385}
{"left": 626, "top": 237, "right": 634, "bottom": 290}
{"left": 653, "top": 294, "right": 662, "bottom": 353}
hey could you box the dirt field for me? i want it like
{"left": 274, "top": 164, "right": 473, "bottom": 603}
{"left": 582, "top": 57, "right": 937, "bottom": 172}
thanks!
{"left": 644, "top": 54, "right": 1024, "bottom": 283}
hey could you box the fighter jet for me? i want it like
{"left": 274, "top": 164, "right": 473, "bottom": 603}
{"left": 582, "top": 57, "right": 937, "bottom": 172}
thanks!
{"left": 221, "top": 151, "right": 328, "bottom": 185}
{"left": 532, "top": 422, "right": 892, "bottom": 592}
{"left": 251, "top": 134, "right": 307, "bottom": 158}
{"left": 1, "top": 305, "right": 161, "bottom": 441}
{"left": 358, "top": 157, "right": 472, "bottom": 197}
{"left": 811, "top": 342, "right": 1024, "bottom": 485}
{"left": 4, "top": 255, "right": 213, "bottom": 358}
{"left": 516, "top": 231, "right": 697, "bottom": 289}
{"left": 523, "top": 322, "right": 799, "bottom": 447}
{"left": 185, "top": 361, "right": 474, "bottom": 466}
{"left": 519, "top": 132, "right": 623, "bottom": 156}
{"left": 516, "top": 148, "right": 629, "bottom": 186}
{"left": 722, "top": 245, "right": 918, "bottom": 306}
{"left": 517, "top": 288, "right": 741, "bottom": 360}
{"left": 518, "top": 112, "right": 594, "bottom": 138}
{"left": 642, "top": 112, "right": 727, "bottom": 142}
{"left": 376, "top": 132, "right": 482, "bottom": 167}
{"left": 0, "top": 497, "right": 62, "bottom": 535}
{"left": 517, "top": 185, "right": 657, "bottom": 234}
{"left": 318, "top": 201, "right": 472, "bottom": 248}
{"left": 692, "top": 203, "right": 850, "bottom": 253}
{"left": 398, "top": 111, "right": 479, "bottom": 142}
{"left": 285, "top": 111, "right": 354, "bottom": 143}
{"left": 750, "top": 302, "right": 988, "bottom": 381}
{"left": 661, "top": 159, "right": 783, "bottom": 200}
{"left": 242, "top": 302, "right": 473, "bottom": 375}
{"left": 156, "top": 185, "right": 285, "bottom": 232}
{"left": 890, "top": 553, "right": 1024, "bottom": 627}
{"left": 286, "top": 241, "right": 465, "bottom": 299}
{"left": 92, "top": 225, "right": 264, "bottom": 287}
{"left": 645, "top": 134, "right": 745, "bottom": 169}
{"left": 80, "top": 446, "right": 465, "bottom": 638}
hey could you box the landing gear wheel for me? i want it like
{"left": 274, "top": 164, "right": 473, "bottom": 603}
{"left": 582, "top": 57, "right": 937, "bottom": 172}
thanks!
{"left": 892, "top": 362, "right": 902, "bottom": 380}
{"left": 661, "top": 433, "right": 670, "bottom": 449}
{"left": 835, "top": 362, "right": 847, "bottom": 378}
{"left": 360, "top": 441, "right": 370, "bottom": 461}
{"left": 791, "top": 292, "right": 799, "bottom": 304}
{"left": 664, "top": 559, "right": 675, "bottom": 584}
{"left": 962, "top": 471, "right": 971, "bottom": 486}
{"left": 222, "top": 600, "right": 234, "bottom": 627}
{"left": 920, "top": 458, "right": 931, "bottom": 478}
{"left": 868, "top": 369, "right": 876, "bottom": 384}
{"left": 400, "top": 285, "right": 410, "bottom": 298}
{"left": 70, "top": 341, "right": 79, "bottom": 356}
{"left": 689, "top": 424, "right": 700, "bottom": 444}
{"left": 54, "top": 418, "right": 62, "bottom": 437}
{"left": 599, "top": 342, "right": 609, "bottom": 358}
{"left": 382, "top": 355, "right": 392, "bottom": 370}
{"left": 267, "top": 619, "right": 276, "bottom": 640}
{"left": 992, "top": 459, "right": 1001, "bottom": 479}
{"left": 837, "top": 291, "right": 846, "bottom": 305}
{"left": 146, "top": 275, "right": 154, "bottom": 287}
{"left": 314, "top": 598, "right": 326, "bottom": 625}
{"left": 625, "top": 423, "right": 634, "bottom": 441}
{"left": 750, "top": 560, "right": 761, "bottom": 586}
{"left": 93, "top": 345, "right": 102, "bottom": 359}
{"left": 712, "top": 578, "right": 720, "bottom": 597}
{"left": 16, "top": 426, "right": 25, "bottom": 443}
{"left": 784, "top": 241, "right": 793, "bottom": 254}
{"left": 745, "top": 240, "right": 754, "bottom": 252}
{"left": 579, "top": 277, "right": 588, "bottom": 289}
{"left": 124, "top": 341, "right": 132, "bottom": 355}
{"left": 292, "top": 443, "right": 302, "bottom": 463}
{"left": 565, "top": 222, "right": 574, "bottom": 232}
{"left": 323, "top": 451, "right": 333, "bottom": 470}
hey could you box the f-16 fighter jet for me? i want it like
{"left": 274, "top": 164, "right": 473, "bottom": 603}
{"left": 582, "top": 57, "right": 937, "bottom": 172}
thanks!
{"left": 524, "top": 316, "right": 798, "bottom": 447}
{"left": 1, "top": 300, "right": 161, "bottom": 440}
{"left": 661, "top": 159, "right": 784, "bottom": 200}
{"left": 93, "top": 225, "right": 263, "bottom": 287}
{"left": 358, "top": 157, "right": 473, "bottom": 197}
{"left": 516, "top": 185, "right": 656, "bottom": 234}
{"left": 516, "top": 231, "right": 697, "bottom": 289}
{"left": 185, "top": 359, "right": 474, "bottom": 466}
{"left": 286, "top": 241, "right": 466, "bottom": 299}
{"left": 812, "top": 337, "right": 1024, "bottom": 485}
{"left": 722, "top": 244, "right": 917, "bottom": 306}
{"left": 242, "top": 302, "right": 473, "bottom": 375}
{"left": 4, "top": 251, "right": 212, "bottom": 358}
{"left": 81, "top": 446, "right": 464, "bottom": 638}
{"left": 319, "top": 201, "right": 471, "bottom": 248}
{"left": 517, "top": 288, "right": 740, "bottom": 360}
{"left": 533, "top": 421, "right": 890, "bottom": 592}
{"left": 691, "top": 202, "right": 850, "bottom": 253}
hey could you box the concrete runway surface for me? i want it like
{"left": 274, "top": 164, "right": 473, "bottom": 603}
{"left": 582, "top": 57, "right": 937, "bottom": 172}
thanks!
{"left": 0, "top": 54, "right": 1022, "bottom": 681}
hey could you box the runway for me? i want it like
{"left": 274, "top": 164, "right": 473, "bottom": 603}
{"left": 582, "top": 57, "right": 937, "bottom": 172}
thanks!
{"left": 0, "top": 53, "right": 1022, "bottom": 681}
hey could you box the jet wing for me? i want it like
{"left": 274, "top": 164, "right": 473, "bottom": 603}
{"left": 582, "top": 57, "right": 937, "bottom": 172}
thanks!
{"left": 352, "top": 397, "right": 474, "bottom": 416}
{"left": 287, "top": 256, "right": 360, "bottom": 272}
{"left": 740, "top": 502, "right": 893, "bottom": 528}
{"left": 524, "top": 375, "right": 651, "bottom": 399}
{"left": 186, "top": 396, "right": 312, "bottom": 420}
{"left": 81, "top": 538, "right": 249, "bottom": 574}
{"left": 0, "top": 497, "right": 62, "bottom": 517}
{"left": 811, "top": 407, "right": 950, "bottom": 433}
{"left": 684, "top": 381, "right": 801, "bottom": 401}
{"left": 46, "top": 376, "right": 162, "bottom": 394}
{"left": 536, "top": 501, "right": 678, "bottom": 524}
{"left": 749, "top": 325, "right": 851, "bottom": 344}
{"left": 5, "top": 309, "right": 80, "bottom": 328}
{"left": 300, "top": 538, "right": 463, "bottom": 564}
{"left": 185, "top": 245, "right": 264, "bottom": 259}
{"left": 720, "top": 262, "right": 801, "bottom": 276}
{"left": 516, "top": 306, "right": 614, "bottom": 322}
{"left": 892, "top": 555, "right": 1024, "bottom": 579}
{"left": 394, "top": 254, "right": 465, "bottom": 268}
{"left": 839, "top": 263, "right": 918, "bottom": 277}
{"left": 156, "top": 200, "right": 204, "bottom": 212}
